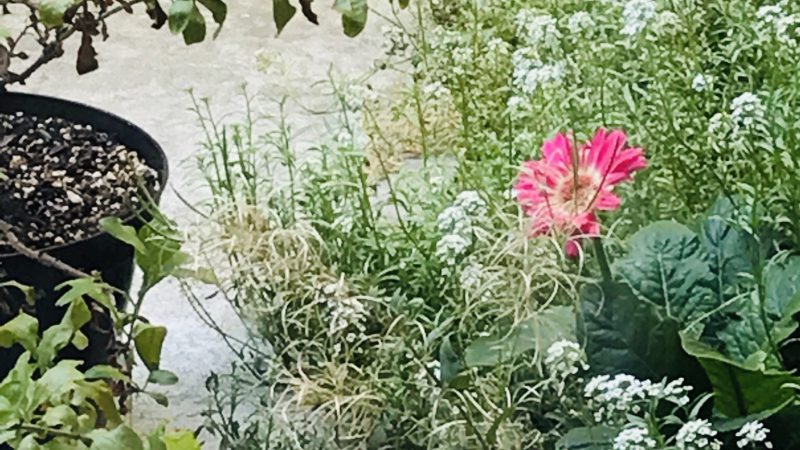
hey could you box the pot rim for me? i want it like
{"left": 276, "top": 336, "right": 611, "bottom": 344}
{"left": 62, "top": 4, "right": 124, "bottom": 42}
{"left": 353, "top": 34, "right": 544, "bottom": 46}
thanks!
{"left": 0, "top": 91, "right": 169, "bottom": 259}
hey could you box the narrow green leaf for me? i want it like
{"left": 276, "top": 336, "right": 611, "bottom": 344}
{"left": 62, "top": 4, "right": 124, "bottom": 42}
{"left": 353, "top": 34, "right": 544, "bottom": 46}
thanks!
{"left": 197, "top": 0, "right": 226, "bottom": 25}
{"left": 84, "top": 365, "right": 131, "bottom": 382}
{"left": 438, "top": 336, "right": 463, "bottom": 388}
{"left": 162, "top": 430, "right": 201, "bottom": 450}
{"left": 181, "top": 5, "right": 207, "bottom": 44}
{"left": 168, "top": 0, "right": 195, "bottom": 34}
{"left": 148, "top": 369, "right": 179, "bottom": 385}
{"left": 555, "top": 426, "right": 615, "bottom": 449}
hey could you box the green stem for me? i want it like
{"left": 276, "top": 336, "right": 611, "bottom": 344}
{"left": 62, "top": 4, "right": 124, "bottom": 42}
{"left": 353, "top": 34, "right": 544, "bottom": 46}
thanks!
{"left": 593, "top": 238, "right": 612, "bottom": 282}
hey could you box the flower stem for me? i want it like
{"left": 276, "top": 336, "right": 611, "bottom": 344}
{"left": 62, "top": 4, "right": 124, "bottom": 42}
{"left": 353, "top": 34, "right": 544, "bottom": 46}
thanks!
{"left": 593, "top": 238, "right": 612, "bottom": 282}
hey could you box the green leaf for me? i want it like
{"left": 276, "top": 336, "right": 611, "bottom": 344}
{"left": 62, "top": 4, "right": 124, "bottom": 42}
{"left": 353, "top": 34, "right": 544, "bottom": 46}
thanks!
{"left": 197, "top": 0, "right": 226, "bottom": 28}
{"left": 135, "top": 324, "right": 167, "bottom": 370}
{"left": 36, "top": 298, "right": 91, "bottom": 368}
{"left": 272, "top": 0, "right": 296, "bottom": 34}
{"left": 100, "top": 217, "right": 146, "bottom": 253}
{"left": 555, "top": 426, "right": 615, "bottom": 449}
{"left": 148, "top": 369, "right": 179, "bottom": 385}
{"left": 764, "top": 256, "right": 800, "bottom": 343}
{"left": 579, "top": 281, "right": 706, "bottom": 384}
{"left": 84, "top": 365, "right": 131, "bottom": 383}
{"left": 88, "top": 425, "right": 144, "bottom": 450}
{"left": 0, "top": 313, "right": 39, "bottom": 351}
{"left": 182, "top": 5, "right": 206, "bottom": 44}
{"left": 161, "top": 430, "right": 201, "bottom": 450}
{"left": 0, "top": 281, "right": 35, "bottom": 305}
{"left": 333, "top": 0, "right": 368, "bottom": 37}
{"left": 55, "top": 278, "right": 116, "bottom": 312}
{"left": 0, "top": 26, "right": 10, "bottom": 39}
{"left": 135, "top": 221, "right": 189, "bottom": 293}
{"left": 38, "top": 0, "right": 77, "bottom": 27}
{"left": 438, "top": 336, "right": 463, "bottom": 388}
{"left": 682, "top": 327, "right": 800, "bottom": 417}
{"left": 168, "top": 0, "right": 194, "bottom": 33}
{"left": 41, "top": 404, "right": 79, "bottom": 429}
{"left": 615, "top": 221, "right": 717, "bottom": 322}
{"left": 700, "top": 197, "right": 758, "bottom": 293}
{"left": 147, "top": 391, "right": 170, "bottom": 407}
{"left": 465, "top": 306, "right": 575, "bottom": 367}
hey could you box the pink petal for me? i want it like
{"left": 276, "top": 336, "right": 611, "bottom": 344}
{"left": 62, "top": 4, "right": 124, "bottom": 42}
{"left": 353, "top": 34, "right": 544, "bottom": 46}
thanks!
{"left": 595, "top": 192, "right": 621, "bottom": 211}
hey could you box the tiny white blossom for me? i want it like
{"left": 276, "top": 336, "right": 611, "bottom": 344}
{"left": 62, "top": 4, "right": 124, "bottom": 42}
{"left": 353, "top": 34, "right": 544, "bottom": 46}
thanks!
{"left": 730, "top": 92, "right": 765, "bottom": 132}
{"left": 757, "top": 4, "right": 786, "bottom": 27}
{"left": 459, "top": 262, "right": 484, "bottom": 291}
{"left": 567, "top": 11, "right": 596, "bottom": 34}
{"left": 692, "top": 73, "right": 714, "bottom": 92}
{"left": 512, "top": 50, "right": 566, "bottom": 95}
{"left": 736, "top": 421, "right": 773, "bottom": 449}
{"left": 613, "top": 427, "right": 657, "bottom": 450}
{"left": 676, "top": 419, "right": 722, "bottom": 450}
{"left": 545, "top": 340, "right": 588, "bottom": 378}
{"left": 437, "top": 205, "right": 472, "bottom": 236}
{"left": 454, "top": 190, "right": 487, "bottom": 217}
{"left": 653, "top": 11, "right": 681, "bottom": 36}
{"left": 516, "top": 11, "right": 561, "bottom": 50}
{"left": 436, "top": 234, "right": 471, "bottom": 265}
{"left": 621, "top": 0, "right": 657, "bottom": 36}
{"left": 423, "top": 81, "right": 451, "bottom": 100}
{"left": 776, "top": 14, "right": 800, "bottom": 47}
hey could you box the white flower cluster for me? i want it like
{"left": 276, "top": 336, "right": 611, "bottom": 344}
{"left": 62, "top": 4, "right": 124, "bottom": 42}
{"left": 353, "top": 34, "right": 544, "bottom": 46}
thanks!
{"left": 422, "top": 81, "right": 451, "bottom": 100}
{"left": 545, "top": 340, "right": 588, "bottom": 378}
{"left": 486, "top": 37, "right": 511, "bottom": 57}
{"left": 567, "top": 11, "right": 595, "bottom": 34}
{"left": 323, "top": 279, "right": 367, "bottom": 339}
{"left": 452, "top": 46, "right": 475, "bottom": 75}
{"left": 620, "top": 0, "right": 657, "bottom": 36}
{"left": 756, "top": 2, "right": 800, "bottom": 48}
{"left": 459, "top": 262, "right": 484, "bottom": 291}
{"left": 653, "top": 11, "right": 681, "bottom": 36}
{"left": 381, "top": 25, "right": 410, "bottom": 57}
{"left": 613, "top": 427, "right": 657, "bottom": 450}
{"left": 515, "top": 10, "right": 560, "bottom": 50}
{"left": 692, "top": 73, "right": 714, "bottom": 92}
{"left": 585, "top": 374, "right": 692, "bottom": 425}
{"left": 736, "top": 421, "right": 773, "bottom": 449}
{"left": 435, "top": 191, "right": 487, "bottom": 266}
{"left": 730, "top": 92, "right": 765, "bottom": 132}
{"left": 675, "top": 419, "right": 722, "bottom": 450}
{"left": 342, "top": 84, "right": 378, "bottom": 112}
{"left": 512, "top": 49, "right": 566, "bottom": 95}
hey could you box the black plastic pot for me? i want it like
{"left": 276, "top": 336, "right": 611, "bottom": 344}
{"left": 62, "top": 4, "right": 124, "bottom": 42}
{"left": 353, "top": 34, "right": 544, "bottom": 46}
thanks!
{"left": 0, "top": 92, "right": 168, "bottom": 379}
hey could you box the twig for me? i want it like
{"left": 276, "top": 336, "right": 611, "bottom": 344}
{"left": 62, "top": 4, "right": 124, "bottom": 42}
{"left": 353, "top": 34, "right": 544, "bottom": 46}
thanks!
{"left": 0, "top": 218, "right": 92, "bottom": 279}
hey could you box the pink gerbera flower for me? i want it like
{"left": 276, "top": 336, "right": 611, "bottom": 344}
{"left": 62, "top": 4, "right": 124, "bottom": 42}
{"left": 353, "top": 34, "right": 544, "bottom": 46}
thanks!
{"left": 514, "top": 128, "right": 646, "bottom": 257}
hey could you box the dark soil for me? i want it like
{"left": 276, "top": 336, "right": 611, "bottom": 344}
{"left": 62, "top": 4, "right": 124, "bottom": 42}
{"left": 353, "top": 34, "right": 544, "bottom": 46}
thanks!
{"left": 0, "top": 111, "right": 159, "bottom": 250}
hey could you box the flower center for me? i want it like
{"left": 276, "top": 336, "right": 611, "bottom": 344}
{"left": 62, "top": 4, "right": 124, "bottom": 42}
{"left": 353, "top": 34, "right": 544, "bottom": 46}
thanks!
{"left": 553, "top": 169, "right": 602, "bottom": 213}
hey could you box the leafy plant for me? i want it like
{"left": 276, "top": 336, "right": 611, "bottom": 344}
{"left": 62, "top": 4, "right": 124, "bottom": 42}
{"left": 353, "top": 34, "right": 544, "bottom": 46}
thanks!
{"left": 580, "top": 197, "right": 800, "bottom": 435}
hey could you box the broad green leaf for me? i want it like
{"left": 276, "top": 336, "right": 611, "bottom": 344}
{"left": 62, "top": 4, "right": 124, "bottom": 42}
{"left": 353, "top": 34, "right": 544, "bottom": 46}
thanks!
{"left": 168, "top": 0, "right": 195, "bottom": 33}
{"left": 181, "top": 5, "right": 206, "bottom": 44}
{"left": 700, "top": 197, "right": 758, "bottom": 294}
{"left": 764, "top": 256, "right": 800, "bottom": 342}
{"left": 333, "top": 0, "right": 367, "bottom": 37}
{"left": 438, "top": 336, "right": 462, "bottom": 388}
{"left": 100, "top": 217, "right": 146, "bottom": 253}
{"left": 273, "top": 0, "right": 297, "bottom": 34}
{"left": 161, "top": 430, "right": 201, "bottom": 450}
{"left": 555, "top": 426, "right": 615, "bottom": 449}
{"left": 37, "top": 360, "right": 83, "bottom": 398}
{"left": 0, "top": 313, "right": 39, "bottom": 351}
{"left": 38, "top": 0, "right": 77, "bottom": 27}
{"left": 465, "top": 306, "right": 575, "bottom": 367}
{"left": 88, "top": 425, "right": 143, "bottom": 450}
{"left": 75, "top": 379, "right": 122, "bottom": 426}
{"left": 148, "top": 369, "right": 179, "bottom": 385}
{"left": 615, "top": 221, "right": 717, "bottom": 322}
{"left": 135, "top": 221, "right": 189, "bottom": 293}
{"left": 36, "top": 298, "right": 91, "bottom": 368}
{"left": 197, "top": 0, "right": 226, "bottom": 30}
{"left": 41, "top": 404, "right": 79, "bottom": 429}
{"left": 682, "top": 327, "right": 800, "bottom": 417}
{"left": 579, "top": 281, "right": 705, "bottom": 385}
{"left": 135, "top": 324, "right": 167, "bottom": 370}
{"left": 147, "top": 391, "right": 170, "bottom": 407}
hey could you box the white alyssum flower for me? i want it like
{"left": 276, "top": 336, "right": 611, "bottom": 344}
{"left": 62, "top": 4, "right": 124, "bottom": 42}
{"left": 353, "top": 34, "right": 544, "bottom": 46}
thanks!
{"left": 776, "top": 14, "right": 800, "bottom": 47}
{"left": 486, "top": 37, "right": 511, "bottom": 56}
{"left": 423, "top": 81, "right": 451, "bottom": 100}
{"left": 454, "top": 190, "right": 487, "bottom": 217}
{"left": 676, "top": 419, "right": 722, "bottom": 450}
{"left": 707, "top": 112, "right": 727, "bottom": 136}
{"left": 621, "top": 0, "right": 657, "bottom": 36}
{"left": 585, "top": 374, "right": 692, "bottom": 424}
{"left": 323, "top": 279, "right": 368, "bottom": 336}
{"left": 567, "top": 11, "right": 595, "bottom": 34}
{"left": 757, "top": 3, "right": 786, "bottom": 28}
{"left": 613, "top": 427, "right": 657, "bottom": 450}
{"left": 437, "top": 205, "right": 472, "bottom": 236}
{"left": 545, "top": 340, "right": 588, "bottom": 378}
{"left": 459, "top": 262, "right": 484, "bottom": 291}
{"left": 516, "top": 10, "right": 560, "bottom": 50}
{"left": 730, "top": 92, "right": 765, "bottom": 132}
{"left": 692, "top": 73, "right": 714, "bottom": 92}
{"left": 342, "top": 84, "right": 378, "bottom": 112}
{"left": 653, "top": 11, "right": 681, "bottom": 36}
{"left": 512, "top": 50, "right": 566, "bottom": 95}
{"left": 736, "top": 421, "right": 773, "bottom": 449}
{"left": 436, "top": 234, "right": 471, "bottom": 266}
